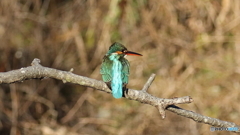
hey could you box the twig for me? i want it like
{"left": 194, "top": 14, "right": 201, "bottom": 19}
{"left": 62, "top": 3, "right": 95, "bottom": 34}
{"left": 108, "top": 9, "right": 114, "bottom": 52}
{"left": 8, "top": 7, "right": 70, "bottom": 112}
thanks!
{"left": 0, "top": 58, "right": 239, "bottom": 133}
{"left": 142, "top": 73, "right": 155, "bottom": 92}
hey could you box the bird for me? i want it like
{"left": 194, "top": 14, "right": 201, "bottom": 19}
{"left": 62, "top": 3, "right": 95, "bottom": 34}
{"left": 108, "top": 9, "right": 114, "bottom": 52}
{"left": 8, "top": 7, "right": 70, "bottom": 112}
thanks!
{"left": 100, "top": 42, "right": 142, "bottom": 98}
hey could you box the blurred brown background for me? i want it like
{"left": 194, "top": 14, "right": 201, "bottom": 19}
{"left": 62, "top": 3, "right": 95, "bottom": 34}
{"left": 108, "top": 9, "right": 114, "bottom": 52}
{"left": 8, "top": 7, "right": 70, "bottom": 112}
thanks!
{"left": 0, "top": 0, "right": 240, "bottom": 135}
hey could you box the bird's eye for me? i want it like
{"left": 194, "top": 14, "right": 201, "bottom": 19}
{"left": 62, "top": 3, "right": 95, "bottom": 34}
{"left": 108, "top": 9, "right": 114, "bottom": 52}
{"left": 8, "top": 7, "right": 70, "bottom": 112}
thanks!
{"left": 123, "top": 50, "right": 127, "bottom": 53}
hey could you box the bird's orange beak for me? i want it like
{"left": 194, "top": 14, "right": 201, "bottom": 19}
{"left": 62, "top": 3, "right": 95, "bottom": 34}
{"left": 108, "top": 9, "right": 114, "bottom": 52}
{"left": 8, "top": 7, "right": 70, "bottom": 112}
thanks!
{"left": 125, "top": 51, "right": 142, "bottom": 56}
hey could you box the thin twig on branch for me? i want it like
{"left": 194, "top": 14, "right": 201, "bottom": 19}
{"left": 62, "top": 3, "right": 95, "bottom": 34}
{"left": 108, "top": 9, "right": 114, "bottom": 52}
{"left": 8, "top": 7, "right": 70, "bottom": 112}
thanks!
{"left": 0, "top": 58, "right": 239, "bottom": 133}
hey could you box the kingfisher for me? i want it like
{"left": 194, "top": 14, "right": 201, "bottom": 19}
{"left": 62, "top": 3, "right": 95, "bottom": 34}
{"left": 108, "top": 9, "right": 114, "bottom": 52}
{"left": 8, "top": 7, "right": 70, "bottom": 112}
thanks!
{"left": 100, "top": 42, "right": 142, "bottom": 99}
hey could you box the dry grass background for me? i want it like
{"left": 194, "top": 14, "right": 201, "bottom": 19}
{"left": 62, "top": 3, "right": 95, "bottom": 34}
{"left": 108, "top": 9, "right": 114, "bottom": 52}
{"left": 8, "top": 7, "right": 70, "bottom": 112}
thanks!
{"left": 0, "top": 0, "right": 240, "bottom": 135}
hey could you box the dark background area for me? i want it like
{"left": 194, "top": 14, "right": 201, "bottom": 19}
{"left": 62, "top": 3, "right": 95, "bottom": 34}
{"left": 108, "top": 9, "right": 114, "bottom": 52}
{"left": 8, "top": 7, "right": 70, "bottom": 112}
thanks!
{"left": 0, "top": 0, "right": 240, "bottom": 134}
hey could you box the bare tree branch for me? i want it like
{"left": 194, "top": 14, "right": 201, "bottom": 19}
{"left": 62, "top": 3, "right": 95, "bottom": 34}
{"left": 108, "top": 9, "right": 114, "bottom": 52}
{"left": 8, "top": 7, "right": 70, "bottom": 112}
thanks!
{"left": 0, "top": 58, "right": 239, "bottom": 133}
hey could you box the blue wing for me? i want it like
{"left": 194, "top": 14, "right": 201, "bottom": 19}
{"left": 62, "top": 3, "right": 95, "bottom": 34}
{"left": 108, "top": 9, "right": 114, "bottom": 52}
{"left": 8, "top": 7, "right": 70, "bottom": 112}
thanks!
{"left": 120, "top": 57, "right": 130, "bottom": 85}
{"left": 100, "top": 56, "right": 113, "bottom": 83}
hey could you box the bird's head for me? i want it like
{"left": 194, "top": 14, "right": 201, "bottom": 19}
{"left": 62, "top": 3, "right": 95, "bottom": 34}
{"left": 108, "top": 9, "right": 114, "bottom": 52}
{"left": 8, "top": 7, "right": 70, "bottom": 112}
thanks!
{"left": 107, "top": 42, "right": 142, "bottom": 58}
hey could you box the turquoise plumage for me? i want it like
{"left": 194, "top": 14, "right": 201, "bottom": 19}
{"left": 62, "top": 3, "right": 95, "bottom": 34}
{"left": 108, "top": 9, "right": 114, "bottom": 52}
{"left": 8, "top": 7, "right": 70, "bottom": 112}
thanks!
{"left": 109, "top": 54, "right": 123, "bottom": 98}
{"left": 100, "top": 42, "right": 142, "bottom": 99}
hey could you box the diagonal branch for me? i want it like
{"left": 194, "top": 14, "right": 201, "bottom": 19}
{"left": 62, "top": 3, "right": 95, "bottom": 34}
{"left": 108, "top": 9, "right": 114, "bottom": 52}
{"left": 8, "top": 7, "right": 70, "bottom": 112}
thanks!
{"left": 0, "top": 58, "right": 239, "bottom": 133}
{"left": 142, "top": 73, "right": 156, "bottom": 92}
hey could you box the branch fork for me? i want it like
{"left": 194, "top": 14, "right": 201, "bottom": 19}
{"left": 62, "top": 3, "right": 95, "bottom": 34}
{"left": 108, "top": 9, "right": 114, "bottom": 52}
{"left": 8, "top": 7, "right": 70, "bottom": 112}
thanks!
{"left": 132, "top": 73, "right": 193, "bottom": 119}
